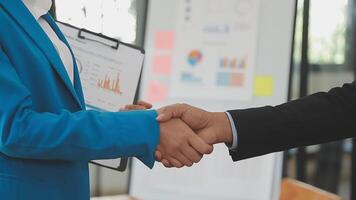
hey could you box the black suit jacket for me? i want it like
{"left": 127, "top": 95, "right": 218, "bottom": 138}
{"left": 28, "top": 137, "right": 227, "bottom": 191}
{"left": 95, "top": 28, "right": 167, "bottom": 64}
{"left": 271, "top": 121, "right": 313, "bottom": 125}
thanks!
{"left": 228, "top": 81, "right": 356, "bottom": 161}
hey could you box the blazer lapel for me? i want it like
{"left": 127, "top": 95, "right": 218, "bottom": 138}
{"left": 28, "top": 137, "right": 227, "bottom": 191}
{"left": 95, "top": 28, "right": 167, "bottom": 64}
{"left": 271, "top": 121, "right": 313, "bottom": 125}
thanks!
{"left": 43, "top": 14, "right": 86, "bottom": 109}
{"left": 0, "top": 0, "right": 84, "bottom": 109}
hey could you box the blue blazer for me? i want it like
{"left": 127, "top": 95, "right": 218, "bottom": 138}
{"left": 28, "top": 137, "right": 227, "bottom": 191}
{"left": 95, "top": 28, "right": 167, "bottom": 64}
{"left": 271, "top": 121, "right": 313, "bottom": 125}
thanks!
{"left": 0, "top": 0, "right": 159, "bottom": 199}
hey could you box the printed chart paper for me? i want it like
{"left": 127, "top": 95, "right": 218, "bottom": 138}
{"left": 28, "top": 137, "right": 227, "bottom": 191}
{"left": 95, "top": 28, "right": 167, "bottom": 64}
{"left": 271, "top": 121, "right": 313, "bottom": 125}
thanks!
{"left": 58, "top": 23, "right": 144, "bottom": 112}
{"left": 170, "top": 0, "right": 260, "bottom": 100}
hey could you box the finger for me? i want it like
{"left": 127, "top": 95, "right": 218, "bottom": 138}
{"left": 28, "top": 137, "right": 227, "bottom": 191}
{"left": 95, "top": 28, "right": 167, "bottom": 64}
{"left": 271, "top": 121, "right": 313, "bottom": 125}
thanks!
{"left": 156, "top": 107, "right": 174, "bottom": 122}
{"left": 174, "top": 153, "right": 194, "bottom": 167}
{"left": 189, "top": 134, "right": 214, "bottom": 155}
{"left": 181, "top": 145, "right": 203, "bottom": 163}
{"left": 168, "top": 157, "right": 184, "bottom": 168}
{"left": 162, "top": 159, "right": 172, "bottom": 168}
{"left": 198, "top": 130, "right": 217, "bottom": 145}
{"left": 119, "top": 107, "right": 128, "bottom": 111}
{"left": 137, "top": 101, "right": 153, "bottom": 109}
{"left": 119, "top": 105, "right": 135, "bottom": 111}
{"left": 124, "top": 105, "right": 147, "bottom": 110}
{"left": 155, "top": 150, "right": 162, "bottom": 161}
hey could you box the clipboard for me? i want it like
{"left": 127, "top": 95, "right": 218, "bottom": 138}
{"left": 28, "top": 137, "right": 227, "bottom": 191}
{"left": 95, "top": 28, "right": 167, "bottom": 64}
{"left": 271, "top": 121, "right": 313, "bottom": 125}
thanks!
{"left": 57, "top": 21, "right": 145, "bottom": 172}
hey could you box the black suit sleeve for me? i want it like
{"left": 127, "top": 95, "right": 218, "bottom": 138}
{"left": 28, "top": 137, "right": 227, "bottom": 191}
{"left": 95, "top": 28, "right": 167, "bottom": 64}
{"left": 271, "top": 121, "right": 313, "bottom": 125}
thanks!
{"left": 228, "top": 81, "right": 356, "bottom": 161}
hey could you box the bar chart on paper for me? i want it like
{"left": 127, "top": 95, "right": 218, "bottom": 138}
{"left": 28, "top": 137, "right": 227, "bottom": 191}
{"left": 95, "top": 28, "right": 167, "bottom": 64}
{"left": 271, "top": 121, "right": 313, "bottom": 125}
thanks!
{"left": 97, "top": 73, "right": 123, "bottom": 95}
{"left": 58, "top": 22, "right": 145, "bottom": 112}
{"left": 167, "top": 0, "right": 260, "bottom": 101}
{"left": 76, "top": 57, "right": 126, "bottom": 111}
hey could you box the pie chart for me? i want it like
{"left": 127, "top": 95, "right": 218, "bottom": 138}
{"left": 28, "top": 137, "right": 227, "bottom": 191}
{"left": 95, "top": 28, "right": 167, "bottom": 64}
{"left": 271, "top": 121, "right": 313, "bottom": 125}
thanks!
{"left": 187, "top": 50, "right": 203, "bottom": 66}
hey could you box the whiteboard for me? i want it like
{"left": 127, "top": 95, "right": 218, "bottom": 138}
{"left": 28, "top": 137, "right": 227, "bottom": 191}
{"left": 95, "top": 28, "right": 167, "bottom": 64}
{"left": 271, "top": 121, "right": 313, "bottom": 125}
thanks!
{"left": 130, "top": 0, "right": 296, "bottom": 199}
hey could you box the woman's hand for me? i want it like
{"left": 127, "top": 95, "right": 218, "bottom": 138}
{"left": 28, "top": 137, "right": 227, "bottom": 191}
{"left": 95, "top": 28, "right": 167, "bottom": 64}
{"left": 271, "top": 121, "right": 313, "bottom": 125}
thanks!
{"left": 120, "top": 100, "right": 153, "bottom": 111}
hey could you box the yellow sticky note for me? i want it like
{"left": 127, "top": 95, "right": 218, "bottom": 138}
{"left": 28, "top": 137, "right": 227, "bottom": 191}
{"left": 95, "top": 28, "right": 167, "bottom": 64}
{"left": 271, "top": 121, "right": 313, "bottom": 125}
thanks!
{"left": 254, "top": 76, "right": 274, "bottom": 96}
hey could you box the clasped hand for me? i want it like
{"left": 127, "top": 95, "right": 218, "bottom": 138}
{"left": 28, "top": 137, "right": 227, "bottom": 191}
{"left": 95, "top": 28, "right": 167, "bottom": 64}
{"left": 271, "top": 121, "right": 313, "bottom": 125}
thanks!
{"left": 122, "top": 102, "right": 232, "bottom": 168}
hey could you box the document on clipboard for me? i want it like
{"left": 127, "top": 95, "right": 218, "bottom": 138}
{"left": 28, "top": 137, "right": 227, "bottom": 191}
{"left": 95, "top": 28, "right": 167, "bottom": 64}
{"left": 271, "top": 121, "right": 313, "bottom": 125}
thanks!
{"left": 57, "top": 22, "right": 145, "bottom": 171}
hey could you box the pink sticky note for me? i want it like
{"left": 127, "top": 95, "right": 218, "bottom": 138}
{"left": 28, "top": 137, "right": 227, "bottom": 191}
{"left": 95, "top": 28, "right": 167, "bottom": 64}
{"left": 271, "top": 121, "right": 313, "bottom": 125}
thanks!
{"left": 153, "top": 55, "right": 172, "bottom": 75}
{"left": 147, "top": 81, "right": 168, "bottom": 103}
{"left": 230, "top": 73, "right": 244, "bottom": 86}
{"left": 155, "top": 31, "right": 175, "bottom": 50}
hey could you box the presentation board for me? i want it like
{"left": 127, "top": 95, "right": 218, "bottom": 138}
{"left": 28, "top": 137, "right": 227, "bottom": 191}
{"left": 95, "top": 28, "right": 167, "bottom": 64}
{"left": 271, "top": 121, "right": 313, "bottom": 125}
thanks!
{"left": 130, "top": 0, "right": 296, "bottom": 199}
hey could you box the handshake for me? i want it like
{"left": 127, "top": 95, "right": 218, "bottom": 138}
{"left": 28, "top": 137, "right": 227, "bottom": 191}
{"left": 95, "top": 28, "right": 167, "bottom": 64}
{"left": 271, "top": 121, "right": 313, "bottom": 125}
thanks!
{"left": 122, "top": 102, "right": 233, "bottom": 168}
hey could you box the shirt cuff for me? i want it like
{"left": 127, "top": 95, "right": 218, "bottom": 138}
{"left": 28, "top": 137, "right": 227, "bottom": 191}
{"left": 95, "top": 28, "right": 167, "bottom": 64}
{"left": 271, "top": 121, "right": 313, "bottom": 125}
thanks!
{"left": 225, "top": 112, "right": 238, "bottom": 150}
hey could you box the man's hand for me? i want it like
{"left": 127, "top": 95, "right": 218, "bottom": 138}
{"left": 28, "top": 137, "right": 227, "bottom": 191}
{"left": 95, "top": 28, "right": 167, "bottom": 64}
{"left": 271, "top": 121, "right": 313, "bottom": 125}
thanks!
{"left": 156, "top": 104, "right": 233, "bottom": 167}
{"left": 158, "top": 118, "right": 213, "bottom": 168}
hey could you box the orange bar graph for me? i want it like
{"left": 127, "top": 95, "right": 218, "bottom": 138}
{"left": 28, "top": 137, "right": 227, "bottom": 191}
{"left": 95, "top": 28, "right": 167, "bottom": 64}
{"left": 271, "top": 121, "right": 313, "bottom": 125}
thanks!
{"left": 97, "top": 74, "right": 122, "bottom": 94}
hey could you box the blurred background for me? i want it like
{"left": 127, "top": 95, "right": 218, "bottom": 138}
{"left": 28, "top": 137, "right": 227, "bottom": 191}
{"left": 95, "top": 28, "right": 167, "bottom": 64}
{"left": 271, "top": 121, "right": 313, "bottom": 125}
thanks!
{"left": 50, "top": 0, "right": 356, "bottom": 199}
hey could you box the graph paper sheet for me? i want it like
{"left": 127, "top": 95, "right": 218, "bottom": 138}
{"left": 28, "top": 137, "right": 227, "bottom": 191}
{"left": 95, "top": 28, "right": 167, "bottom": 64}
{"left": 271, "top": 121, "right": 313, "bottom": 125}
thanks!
{"left": 58, "top": 22, "right": 145, "bottom": 112}
{"left": 170, "top": 0, "right": 260, "bottom": 101}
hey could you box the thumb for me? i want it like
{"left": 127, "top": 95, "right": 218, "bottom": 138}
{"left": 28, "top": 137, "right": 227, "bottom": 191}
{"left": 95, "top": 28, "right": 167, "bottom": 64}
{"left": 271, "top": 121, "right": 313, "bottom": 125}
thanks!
{"left": 156, "top": 104, "right": 186, "bottom": 122}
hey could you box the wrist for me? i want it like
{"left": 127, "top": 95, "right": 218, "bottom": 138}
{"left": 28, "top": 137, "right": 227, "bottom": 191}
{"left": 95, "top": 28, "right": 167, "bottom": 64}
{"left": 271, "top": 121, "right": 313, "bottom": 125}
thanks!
{"left": 211, "top": 112, "right": 233, "bottom": 144}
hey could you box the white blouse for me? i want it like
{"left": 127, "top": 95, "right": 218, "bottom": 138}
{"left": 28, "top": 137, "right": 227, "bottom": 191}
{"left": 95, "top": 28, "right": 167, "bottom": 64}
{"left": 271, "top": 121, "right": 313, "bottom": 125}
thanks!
{"left": 22, "top": 0, "right": 74, "bottom": 84}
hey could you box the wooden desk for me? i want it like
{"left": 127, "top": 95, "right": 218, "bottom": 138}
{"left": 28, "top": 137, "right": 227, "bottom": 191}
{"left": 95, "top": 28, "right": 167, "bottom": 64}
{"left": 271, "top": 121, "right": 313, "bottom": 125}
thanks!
{"left": 91, "top": 195, "right": 137, "bottom": 200}
{"left": 280, "top": 178, "right": 342, "bottom": 200}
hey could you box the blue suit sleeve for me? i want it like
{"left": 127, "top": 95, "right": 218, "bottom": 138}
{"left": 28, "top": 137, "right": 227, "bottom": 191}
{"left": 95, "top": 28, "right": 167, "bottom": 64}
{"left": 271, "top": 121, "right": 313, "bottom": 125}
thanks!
{"left": 0, "top": 49, "right": 159, "bottom": 168}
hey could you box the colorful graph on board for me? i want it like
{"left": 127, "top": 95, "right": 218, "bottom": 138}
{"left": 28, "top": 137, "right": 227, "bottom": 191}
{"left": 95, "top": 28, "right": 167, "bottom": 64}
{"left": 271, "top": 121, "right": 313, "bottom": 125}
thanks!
{"left": 97, "top": 73, "right": 122, "bottom": 95}
{"left": 216, "top": 72, "right": 244, "bottom": 87}
{"left": 219, "top": 57, "right": 247, "bottom": 69}
{"left": 187, "top": 50, "right": 203, "bottom": 66}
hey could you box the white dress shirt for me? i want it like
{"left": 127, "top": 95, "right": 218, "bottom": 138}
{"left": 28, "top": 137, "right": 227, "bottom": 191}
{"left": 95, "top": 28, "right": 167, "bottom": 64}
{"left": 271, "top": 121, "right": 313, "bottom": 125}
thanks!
{"left": 22, "top": 0, "right": 74, "bottom": 84}
{"left": 225, "top": 112, "right": 238, "bottom": 150}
